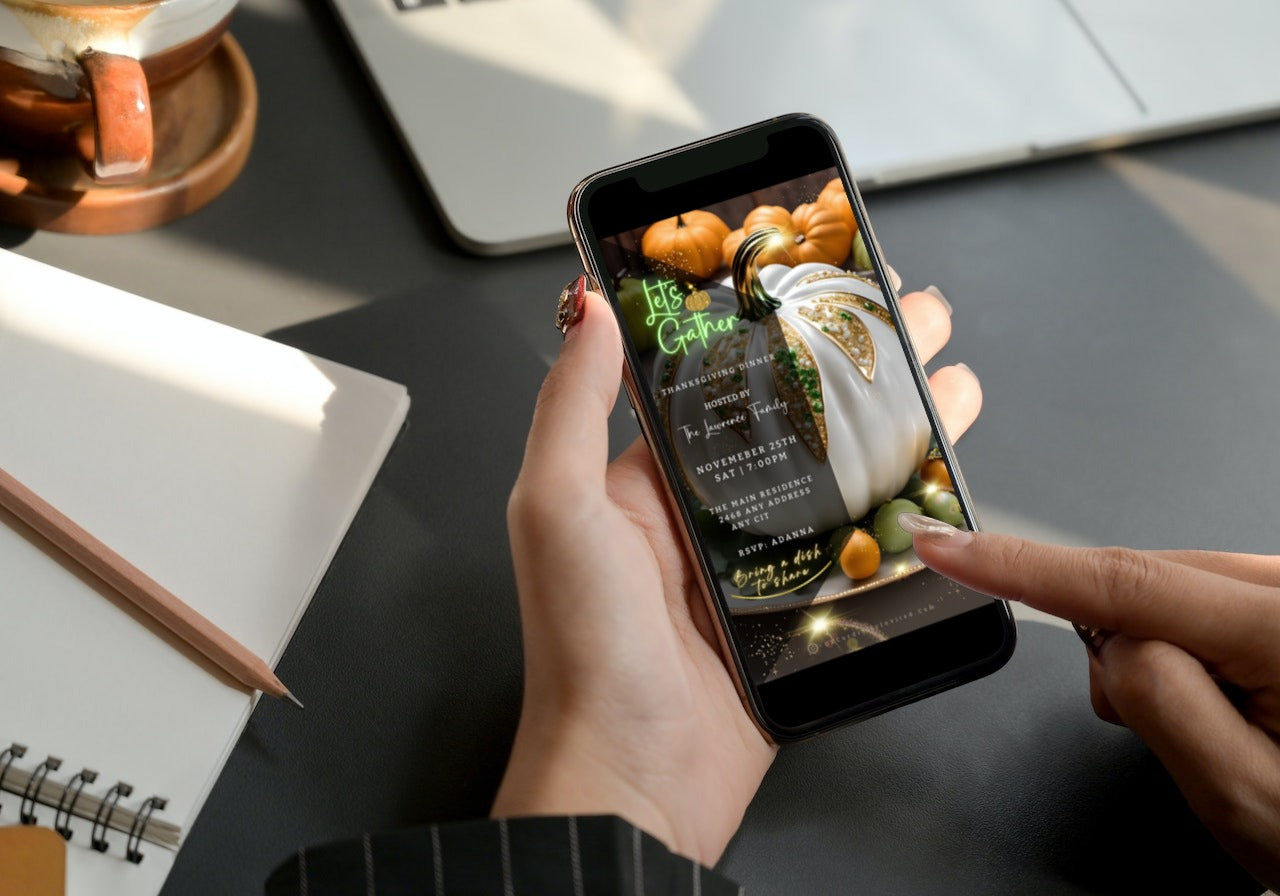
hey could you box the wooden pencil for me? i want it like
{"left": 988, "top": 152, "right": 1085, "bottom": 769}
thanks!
{"left": 0, "top": 465, "right": 302, "bottom": 708}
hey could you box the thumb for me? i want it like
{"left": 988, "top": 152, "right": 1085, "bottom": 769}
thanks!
{"left": 517, "top": 285, "right": 622, "bottom": 501}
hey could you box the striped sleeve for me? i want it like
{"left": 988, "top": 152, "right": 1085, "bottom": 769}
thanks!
{"left": 265, "top": 815, "right": 742, "bottom": 896}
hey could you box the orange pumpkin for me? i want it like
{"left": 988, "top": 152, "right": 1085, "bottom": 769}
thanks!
{"left": 721, "top": 228, "right": 746, "bottom": 268}
{"left": 741, "top": 203, "right": 851, "bottom": 267}
{"left": 743, "top": 204, "right": 793, "bottom": 235}
{"left": 792, "top": 202, "right": 853, "bottom": 265}
{"left": 817, "top": 178, "right": 858, "bottom": 237}
{"left": 641, "top": 210, "right": 730, "bottom": 281}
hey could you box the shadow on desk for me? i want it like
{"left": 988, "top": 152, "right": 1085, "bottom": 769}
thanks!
{"left": 161, "top": 286, "right": 1260, "bottom": 896}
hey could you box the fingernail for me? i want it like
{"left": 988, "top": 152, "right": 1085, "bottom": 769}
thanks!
{"left": 924, "top": 285, "right": 952, "bottom": 316}
{"left": 556, "top": 274, "right": 587, "bottom": 336}
{"left": 1073, "top": 623, "right": 1113, "bottom": 659}
{"left": 898, "top": 512, "right": 972, "bottom": 546}
{"left": 955, "top": 362, "right": 975, "bottom": 376}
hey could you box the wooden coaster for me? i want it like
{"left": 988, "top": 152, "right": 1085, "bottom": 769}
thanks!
{"left": 0, "top": 34, "right": 257, "bottom": 235}
{"left": 0, "top": 826, "right": 66, "bottom": 896}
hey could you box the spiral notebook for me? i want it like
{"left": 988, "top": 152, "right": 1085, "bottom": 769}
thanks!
{"left": 0, "top": 249, "right": 410, "bottom": 896}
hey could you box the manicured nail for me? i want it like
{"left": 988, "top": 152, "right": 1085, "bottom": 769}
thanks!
{"left": 556, "top": 274, "right": 587, "bottom": 336}
{"left": 924, "top": 285, "right": 952, "bottom": 315}
{"left": 898, "top": 512, "right": 972, "bottom": 546}
{"left": 1073, "top": 623, "right": 1113, "bottom": 659}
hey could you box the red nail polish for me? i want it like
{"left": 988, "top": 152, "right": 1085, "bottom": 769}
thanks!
{"left": 555, "top": 274, "right": 587, "bottom": 334}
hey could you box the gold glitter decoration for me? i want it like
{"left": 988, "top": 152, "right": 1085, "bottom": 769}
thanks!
{"left": 797, "top": 298, "right": 877, "bottom": 383}
{"left": 851, "top": 296, "right": 896, "bottom": 330}
{"left": 685, "top": 289, "right": 711, "bottom": 312}
{"left": 794, "top": 269, "right": 882, "bottom": 291}
{"left": 768, "top": 317, "right": 828, "bottom": 463}
{"left": 801, "top": 290, "right": 895, "bottom": 329}
{"left": 702, "top": 327, "right": 754, "bottom": 440}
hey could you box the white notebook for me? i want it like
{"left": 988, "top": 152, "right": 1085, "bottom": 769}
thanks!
{"left": 0, "top": 249, "right": 410, "bottom": 895}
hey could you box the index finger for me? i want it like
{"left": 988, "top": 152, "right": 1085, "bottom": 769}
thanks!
{"left": 913, "top": 531, "right": 1280, "bottom": 666}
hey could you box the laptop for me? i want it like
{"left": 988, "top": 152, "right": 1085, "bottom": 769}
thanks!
{"left": 328, "top": 0, "right": 1280, "bottom": 255}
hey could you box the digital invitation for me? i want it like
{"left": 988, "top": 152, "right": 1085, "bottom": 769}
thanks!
{"left": 601, "top": 169, "right": 982, "bottom": 683}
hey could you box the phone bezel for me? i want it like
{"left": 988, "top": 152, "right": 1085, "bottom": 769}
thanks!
{"left": 568, "top": 114, "right": 1015, "bottom": 741}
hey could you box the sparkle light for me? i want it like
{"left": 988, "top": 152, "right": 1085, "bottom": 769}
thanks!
{"left": 767, "top": 230, "right": 792, "bottom": 251}
{"left": 808, "top": 612, "right": 831, "bottom": 638}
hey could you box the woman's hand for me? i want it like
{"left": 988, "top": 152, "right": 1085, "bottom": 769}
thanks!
{"left": 494, "top": 278, "right": 979, "bottom": 866}
{"left": 905, "top": 521, "right": 1280, "bottom": 890}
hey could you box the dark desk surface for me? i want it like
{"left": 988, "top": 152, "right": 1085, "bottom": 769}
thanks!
{"left": 8, "top": 2, "right": 1279, "bottom": 893}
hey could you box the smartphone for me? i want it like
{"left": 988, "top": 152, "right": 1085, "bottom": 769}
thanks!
{"left": 568, "top": 114, "right": 1015, "bottom": 741}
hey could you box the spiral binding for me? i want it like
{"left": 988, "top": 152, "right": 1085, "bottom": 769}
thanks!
{"left": 0, "top": 741, "right": 180, "bottom": 862}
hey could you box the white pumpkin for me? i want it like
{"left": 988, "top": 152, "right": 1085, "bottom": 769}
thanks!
{"left": 655, "top": 228, "right": 931, "bottom": 537}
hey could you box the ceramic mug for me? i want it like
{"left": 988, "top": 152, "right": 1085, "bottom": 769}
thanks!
{"left": 0, "top": 0, "right": 237, "bottom": 184}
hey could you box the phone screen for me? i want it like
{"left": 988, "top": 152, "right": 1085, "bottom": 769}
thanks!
{"left": 593, "top": 163, "right": 994, "bottom": 689}
{"left": 574, "top": 118, "right": 1012, "bottom": 734}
